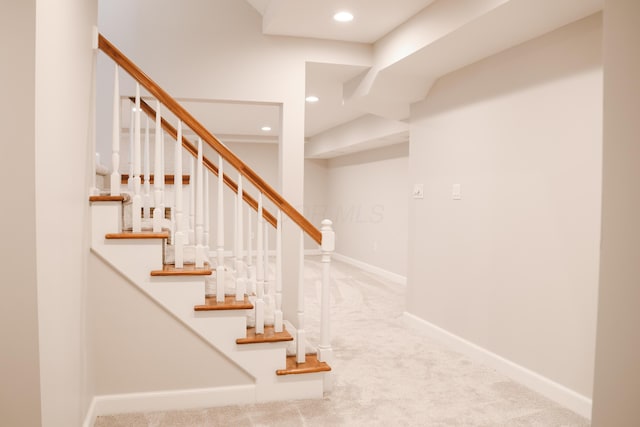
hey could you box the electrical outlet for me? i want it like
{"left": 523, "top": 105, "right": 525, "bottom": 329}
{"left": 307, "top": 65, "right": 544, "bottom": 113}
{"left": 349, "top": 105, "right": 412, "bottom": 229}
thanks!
{"left": 452, "top": 184, "right": 461, "bottom": 200}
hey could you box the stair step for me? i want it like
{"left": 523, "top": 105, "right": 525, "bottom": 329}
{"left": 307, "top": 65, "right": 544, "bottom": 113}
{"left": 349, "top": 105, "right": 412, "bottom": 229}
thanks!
{"left": 194, "top": 295, "right": 253, "bottom": 311}
{"left": 276, "top": 354, "right": 331, "bottom": 376}
{"left": 121, "top": 174, "right": 190, "bottom": 185}
{"left": 105, "top": 231, "right": 169, "bottom": 239}
{"left": 150, "top": 263, "right": 213, "bottom": 276}
{"left": 89, "top": 195, "right": 126, "bottom": 202}
{"left": 236, "top": 325, "right": 293, "bottom": 345}
{"left": 149, "top": 206, "right": 171, "bottom": 219}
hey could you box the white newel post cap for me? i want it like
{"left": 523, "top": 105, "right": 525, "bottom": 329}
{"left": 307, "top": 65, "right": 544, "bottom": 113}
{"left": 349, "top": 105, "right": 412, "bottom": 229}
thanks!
{"left": 321, "top": 219, "right": 335, "bottom": 252}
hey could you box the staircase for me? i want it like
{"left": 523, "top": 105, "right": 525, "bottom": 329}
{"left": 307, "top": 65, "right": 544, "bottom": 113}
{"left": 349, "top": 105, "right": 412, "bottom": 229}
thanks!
{"left": 88, "top": 33, "right": 334, "bottom": 412}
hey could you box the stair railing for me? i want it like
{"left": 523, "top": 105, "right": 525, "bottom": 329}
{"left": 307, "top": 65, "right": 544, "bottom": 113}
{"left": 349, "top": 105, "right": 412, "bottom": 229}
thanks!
{"left": 97, "top": 33, "right": 334, "bottom": 368}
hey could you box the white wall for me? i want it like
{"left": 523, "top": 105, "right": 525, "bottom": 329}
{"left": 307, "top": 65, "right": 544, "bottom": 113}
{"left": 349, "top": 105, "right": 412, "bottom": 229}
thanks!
{"left": 0, "top": 2, "right": 42, "bottom": 426}
{"left": 592, "top": 0, "right": 640, "bottom": 424}
{"left": 325, "top": 143, "right": 409, "bottom": 277}
{"left": 407, "top": 13, "right": 602, "bottom": 400}
{"left": 34, "top": 0, "right": 98, "bottom": 426}
{"left": 88, "top": 253, "right": 252, "bottom": 393}
{"left": 304, "top": 158, "right": 329, "bottom": 250}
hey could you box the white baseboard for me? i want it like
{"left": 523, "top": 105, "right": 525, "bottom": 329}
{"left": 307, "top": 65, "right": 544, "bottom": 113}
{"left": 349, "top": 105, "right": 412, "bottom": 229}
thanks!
{"left": 402, "top": 312, "right": 592, "bottom": 419}
{"left": 207, "top": 249, "right": 321, "bottom": 260}
{"left": 332, "top": 253, "right": 407, "bottom": 285}
{"left": 82, "top": 385, "right": 255, "bottom": 427}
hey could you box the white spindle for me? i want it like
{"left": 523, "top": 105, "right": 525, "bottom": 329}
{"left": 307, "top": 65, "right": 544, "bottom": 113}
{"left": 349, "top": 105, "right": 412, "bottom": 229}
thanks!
{"left": 215, "top": 155, "right": 225, "bottom": 302}
{"left": 247, "top": 209, "right": 255, "bottom": 295}
{"left": 318, "top": 219, "right": 335, "bottom": 371}
{"left": 232, "top": 191, "right": 237, "bottom": 270}
{"left": 264, "top": 219, "right": 271, "bottom": 323}
{"left": 110, "top": 65, "right": 121, "bottom": 196}
{"left": 274, "top": 209, "right": 283, "bottom": 332}
{"left": 189, "top": 155, "right": 195, "bottom": 245}
{"left": 152, "top": 101, "right": 164, "bottom": 233}
{"left": 204, "top": 166, "right": 210, "bottom": 257}
{"left": 195, "top": 138, "right": 205, "bottom": 268}
{"left": 143, "top": 115, "right": 151, "bottom": 220}
{"left": 128, "top": 106, "right": 134, "bottom": 192}
{"left": 264, "top": 222, "right": 269, "bottom": 288}
{"left": 296, "top": 229, "right": 306, "bottom": 363}
{"left": 255, "top": 193, "right": 265, "bottom": 334}
{"left": 174, "top": 121, "right": 185, "bottom": 268}
{"left": 204, "top": 168, "right": 213, "bottom": 296}
{"left": 131, "top": 84, "right": 142, "bottom": 232}
{"left": 235, "top": 175, "right": 245, "bottom": 301}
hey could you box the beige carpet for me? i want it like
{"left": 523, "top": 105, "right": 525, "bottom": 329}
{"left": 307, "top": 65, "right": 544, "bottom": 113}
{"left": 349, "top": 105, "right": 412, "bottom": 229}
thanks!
{"left": 94, "top": 257, "right": 590, "bottom": 426}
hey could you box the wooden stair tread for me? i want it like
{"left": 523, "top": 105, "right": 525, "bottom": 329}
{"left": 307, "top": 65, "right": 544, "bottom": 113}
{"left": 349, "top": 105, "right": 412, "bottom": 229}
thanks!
{"left": 194, "top": 295, "right": 253, "bottom": 311}
{"left": 151, "top": 263, "right": 212, "bottom": 276}
{"left": 121, "top": 174, "right": 190, "bottom": 185}
{"left": 236, "top": 325, "right": 293, "bottom": 345}
{"left": 105, "top": 231, "right": 169, "bottom": 239}
{"left": 89, "top": 195, "right": 126, "bottom": 202}
{"left": 276, "top": 354, "right": 331, "bottom": 376}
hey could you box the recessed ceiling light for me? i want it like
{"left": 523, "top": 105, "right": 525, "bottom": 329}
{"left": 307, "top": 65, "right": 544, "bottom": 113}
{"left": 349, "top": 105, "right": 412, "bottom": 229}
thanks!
{"left": 333, "top": 11, "right": 354, "bottom": 22}
{"left": 305, "top": 95, "right": 319, "bottom": 103}
{"left": 261, "top": 126, "right": 272, "bottom": 132}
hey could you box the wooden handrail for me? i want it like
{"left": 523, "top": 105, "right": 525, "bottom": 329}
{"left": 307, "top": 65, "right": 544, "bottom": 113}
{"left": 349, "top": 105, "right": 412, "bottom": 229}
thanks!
{"left": 99, "top": 34, "right": 321, "bottom": 244}
{"left": 133, "top": 97, "right": 277, "bottom": 228}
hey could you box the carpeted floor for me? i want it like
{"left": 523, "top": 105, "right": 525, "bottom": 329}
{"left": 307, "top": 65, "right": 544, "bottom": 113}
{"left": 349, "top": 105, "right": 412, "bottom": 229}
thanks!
{"left": 94, "top": 257, "right": 590, "bottom": 426}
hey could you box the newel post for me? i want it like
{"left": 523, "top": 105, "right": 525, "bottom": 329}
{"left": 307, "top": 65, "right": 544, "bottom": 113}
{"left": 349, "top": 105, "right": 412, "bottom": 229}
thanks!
{"left": 318, "top": 219, "right": 334, "bottom": 366}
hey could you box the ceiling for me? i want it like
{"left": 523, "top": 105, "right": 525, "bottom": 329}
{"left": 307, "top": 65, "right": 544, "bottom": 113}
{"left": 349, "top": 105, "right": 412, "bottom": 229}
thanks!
{"left": 136, "top": 0, "right": 603, "bottom": 158}
{"left": 247, "top": 0, "right": 437, "bottom": 43}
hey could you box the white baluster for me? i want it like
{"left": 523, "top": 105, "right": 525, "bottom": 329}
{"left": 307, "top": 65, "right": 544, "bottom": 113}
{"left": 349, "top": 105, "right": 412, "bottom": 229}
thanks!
{"left": 318, "top": 219, "right": 335, "bottom": 391}
{"left": 128, "top": 106, "right": 134, "bottom": 192}
{"left": 264, "top": 221, "right": 269, "bottom": 288}
{"left": 174, "top": 121, "right": 185, "bottom": 268}
{"left": 110, "top": 65, "right": 121, "bottom": 196}
{"left": 152, "top": 101, "right": 164, "bottom": 233}
{"left": 264, "top": 219, "right": 272, "bottom": 324}
{"left": 215, "top": 155, "right": 225, "bottom": 302}
{"left": 274, "top": 210, "right": 283, "bottom": 332}
{"left": 231, "top": 190, "right": 237, "bottom": 271}
{"left": 131, "top": 84, "right": 142, "bottom": 232}
{"left": 255, "top": 193, "right": 265, "bottom": 334}
{"left": 235, "top": 175, "right": 245, "bottom": 301}
{"left": 143, "top": 115, "right": 151, "bottom": 220}
{"left": 247, "top": 208, "right": 255, "bottom": 295}
{"left": 204, "top": 167, "right": 213, "bottom": 296}
{"left": 189, "top": 155, "right": 195, "bottom": 245}
{"left": 195, "top": 138, "right": 205, "bottom": 268}
{"left": 204, "top": 166, "right": 210, "bottom": 258}
{"left": 296, "top": 229, "right": 306, "bottom": 363}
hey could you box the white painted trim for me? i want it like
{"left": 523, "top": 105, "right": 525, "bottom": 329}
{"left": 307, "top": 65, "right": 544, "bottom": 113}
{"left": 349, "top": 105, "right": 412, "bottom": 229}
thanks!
{"left": 402, "top": 312, "right": 592, "bottom": 419}
{"left": 82, "top": 385, "right": 255, "bottom": 426}
{"left": 208, "top": 249, "right": 321, "bottom": 259}
{"left": 83, "top": 398, "right": 98, "bottom": 427}
{"left": 332, "top": 252, "right": 407, "bottom": 285}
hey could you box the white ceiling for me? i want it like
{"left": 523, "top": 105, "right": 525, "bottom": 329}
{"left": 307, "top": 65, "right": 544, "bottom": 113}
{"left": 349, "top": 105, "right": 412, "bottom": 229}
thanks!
{"left": 146, "top": 0, "right": 603, "bottom": 158}
{"left": 247, "top": 0, "right": 437, "bottom": 43}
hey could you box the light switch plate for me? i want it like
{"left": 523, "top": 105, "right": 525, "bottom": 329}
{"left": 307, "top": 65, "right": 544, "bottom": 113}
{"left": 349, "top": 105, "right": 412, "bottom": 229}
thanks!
{"left": 413, "top": 184, "right": 424, "bottom": 199}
